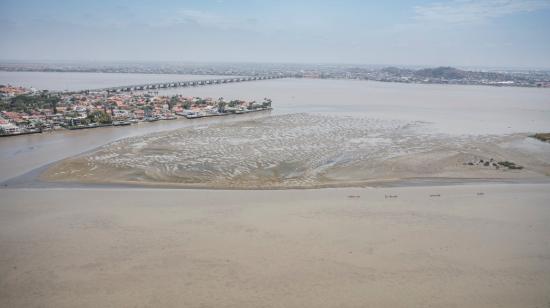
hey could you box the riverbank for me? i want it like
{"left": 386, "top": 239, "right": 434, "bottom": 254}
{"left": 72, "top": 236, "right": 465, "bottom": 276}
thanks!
{"left": 0, "top": 128, "right": 43, "bottom": 137}
{"left": 1, "top": 183, "right": 549, "bottom": 308}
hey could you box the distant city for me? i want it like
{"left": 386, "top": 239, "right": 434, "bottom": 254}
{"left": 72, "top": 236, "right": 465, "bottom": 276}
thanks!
{"left": 1, "top": 62, "right": 550, "bottom": 88}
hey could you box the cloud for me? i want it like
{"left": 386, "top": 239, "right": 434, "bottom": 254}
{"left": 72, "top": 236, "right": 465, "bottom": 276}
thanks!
{"left": 414, "top": 0, "right": 550, "bottom": 24}
{"left": 176, "top": 9, "right": 257, "bottom": 30}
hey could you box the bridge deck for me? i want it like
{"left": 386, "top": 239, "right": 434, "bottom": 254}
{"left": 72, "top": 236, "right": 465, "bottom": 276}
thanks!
{"left": 70, "top": 75, "right": 285, "bottom": 94}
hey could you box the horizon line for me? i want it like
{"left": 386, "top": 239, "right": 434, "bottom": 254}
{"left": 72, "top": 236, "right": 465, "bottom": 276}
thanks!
{"left": 1, "top": 60, "right": 549, "bottom": 71}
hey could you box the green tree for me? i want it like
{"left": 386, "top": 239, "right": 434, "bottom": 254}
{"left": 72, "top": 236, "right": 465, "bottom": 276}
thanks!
{"left": 49, "top": 96, "right": 59, "bottom": 114}
{"left": 168, "top": 96, "right": 178, "bottom": 110}
{"left": 109, "top": 104, "right": 116, "bottom": 115}
{"left": 87, "top": 110, "right": 112, "bottom": 124}
{"left": 143, "top": 105, "right": 153, "bottom": 117}
{"left": 217, "top": 100, "right": 226, "bottom": 113}
{"left": 7, "top": 93, "right": 61, "bottom": 114}
{"left": 262, "top": 98, "right": 272, "bottom": 108}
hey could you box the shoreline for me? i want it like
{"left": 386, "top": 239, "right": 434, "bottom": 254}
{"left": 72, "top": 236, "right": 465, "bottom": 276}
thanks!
{"left": 30, "top": 177, "right": 550, "bottom": 190}
{"left": 3, "top": 156, "right": 549, "bottom": 190}
{"left": 0, "top": 108, "right": 273, "bottom": 138}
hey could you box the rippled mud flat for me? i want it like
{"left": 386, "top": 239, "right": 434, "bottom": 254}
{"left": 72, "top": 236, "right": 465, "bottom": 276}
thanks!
{"left": 42, "top": 114, "right": 550, "bottom": 188}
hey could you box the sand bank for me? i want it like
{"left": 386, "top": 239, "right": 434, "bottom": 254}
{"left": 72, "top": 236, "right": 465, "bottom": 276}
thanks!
{"left": 41, "top": 114, "right": 550, "bottom": 189}
{"left": 1, "top": 184, "right": 549, "bottom": 307}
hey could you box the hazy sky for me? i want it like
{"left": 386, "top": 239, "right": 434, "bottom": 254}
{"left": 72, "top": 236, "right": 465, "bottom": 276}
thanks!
{"left": 1, "top": 0, "right": 549, "bottom": 68}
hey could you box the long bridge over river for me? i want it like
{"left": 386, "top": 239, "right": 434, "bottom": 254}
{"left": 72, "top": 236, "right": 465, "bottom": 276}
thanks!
{"left": 75, "top": 75, "right": 286, "bottom": 94}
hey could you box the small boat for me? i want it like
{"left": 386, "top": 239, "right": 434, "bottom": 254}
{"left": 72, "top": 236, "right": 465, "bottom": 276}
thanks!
{"left": 184, "top": 113, "right": 202, "bottom": 119}
{"left": 144, "top": 116, "right": 159, "bottom": 122}
{"left": 112, "top": 121, "right": 131, "bottom": 126}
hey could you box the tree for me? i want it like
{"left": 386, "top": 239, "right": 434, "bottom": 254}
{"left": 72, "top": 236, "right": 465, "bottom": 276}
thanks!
{"left": 217, "top": 100, "right": 226, "bottom": 113}
{"left": 168, "top": 96, "right": 178, "bottom": 110}
{"left": 87, "top": 110, "right": 112, "bottom": 124}
{"left": 143, "top": 105, "right": 153, "bottom": 117}
{"left": 50, "top": 97, "right": 59, "bottom": 114}
{"left": 9, "top": 95, "right": 41, "bottom": 113}
{"left": 262, "top": 98, "right": 272, "bottom": 108}
{"left": 6, "top": 93, "right": 61, "bottom": 114}
{"left": 217, "top": 97, "right": 226, "bottom": 113}
{"left": 248, "top": 100, "right": 258, "bottom": 110}
{"left": 109, "top": 103, "right": 116, "bottom": 116}
{"left": 102, "top": 102, "right": 108, "bottom": 114}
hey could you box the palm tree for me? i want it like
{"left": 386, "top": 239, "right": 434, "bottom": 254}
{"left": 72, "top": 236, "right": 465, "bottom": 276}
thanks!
{"left": 217, "top": 101, "right": 227, "bottom": 113}
{"left": 51, "top": 98, "right": 58, "bottom": 114}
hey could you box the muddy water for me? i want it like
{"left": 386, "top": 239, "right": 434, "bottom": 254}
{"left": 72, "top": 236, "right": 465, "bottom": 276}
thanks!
{"left": 156, "top": 78, "right": 550, "bottom": 135}
{"left": 0, "top": 71, "right": 236, "bottom": 91}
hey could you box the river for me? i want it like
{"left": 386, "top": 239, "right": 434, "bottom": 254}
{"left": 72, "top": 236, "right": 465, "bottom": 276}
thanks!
{"left": 0, "top": 71, "right": 235, "bottom": 91}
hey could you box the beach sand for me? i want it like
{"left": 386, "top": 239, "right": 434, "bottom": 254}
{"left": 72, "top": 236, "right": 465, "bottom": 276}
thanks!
{"left": 1, "top": 184, "right": 549, "bottom": 307}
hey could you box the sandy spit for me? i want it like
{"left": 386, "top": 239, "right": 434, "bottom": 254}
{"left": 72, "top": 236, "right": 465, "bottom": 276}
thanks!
{"left": 1, "top": 184, "right": 549, "bottom": 307}
{"left": 39, "top": 114, "right": 550, "bottom": 189}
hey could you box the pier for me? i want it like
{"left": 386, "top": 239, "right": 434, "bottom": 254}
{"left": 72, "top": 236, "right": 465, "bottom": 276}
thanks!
{"left": 72, "top": 75, "right": 286, "bottom": 94}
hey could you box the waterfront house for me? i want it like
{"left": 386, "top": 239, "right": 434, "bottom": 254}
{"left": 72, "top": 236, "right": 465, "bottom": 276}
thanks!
{"left": 0, "top": 122, "right": 20, "bottom": 134}
{"left": 132, "top": 109, "right": 145, "bottom": 120}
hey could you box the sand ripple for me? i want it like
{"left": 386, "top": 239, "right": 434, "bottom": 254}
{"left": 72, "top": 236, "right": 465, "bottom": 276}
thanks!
{"left": 42, "top": 113, "right": 548, "bottom": 188}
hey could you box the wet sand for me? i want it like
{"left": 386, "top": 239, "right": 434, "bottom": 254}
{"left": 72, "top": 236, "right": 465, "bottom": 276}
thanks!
{"left": 41, "top": 114, "right": 550, "bottom": 189}
{"left": 1, "top": 184, "right": 549, "bottom": 307}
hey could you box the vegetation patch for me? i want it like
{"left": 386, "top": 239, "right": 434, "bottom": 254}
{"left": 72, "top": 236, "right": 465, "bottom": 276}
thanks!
{"left": 497, "top": 161, "right": 524, "bottom": 170}
{"left": 463, "top": 158, "right": 524, "bottom": 170}
{"left": 530, "top": 133, "right": 550, "bottom": 143}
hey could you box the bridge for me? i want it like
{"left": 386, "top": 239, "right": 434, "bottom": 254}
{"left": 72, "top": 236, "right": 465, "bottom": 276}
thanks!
{"left": 77, "top": 75, "right": 286, "bottom": 94}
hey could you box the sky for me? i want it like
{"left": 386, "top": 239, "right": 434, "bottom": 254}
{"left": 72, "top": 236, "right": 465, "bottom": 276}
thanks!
{"left": 1, "top": 0, "right": 549, "bottom": 68}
